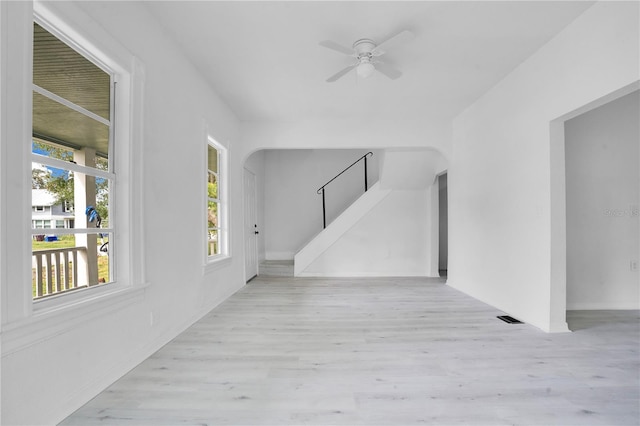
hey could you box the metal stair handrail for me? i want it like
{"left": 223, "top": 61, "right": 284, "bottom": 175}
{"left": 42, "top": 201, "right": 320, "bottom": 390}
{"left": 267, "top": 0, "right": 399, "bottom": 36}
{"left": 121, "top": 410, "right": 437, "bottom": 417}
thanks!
{"left": 316, "top": 152, "right": 373, "bottom": 229}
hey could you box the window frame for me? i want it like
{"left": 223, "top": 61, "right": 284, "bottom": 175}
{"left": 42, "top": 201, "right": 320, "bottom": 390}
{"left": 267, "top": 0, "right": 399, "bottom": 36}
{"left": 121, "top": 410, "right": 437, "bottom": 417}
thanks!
{"left": 205, "top": 135, "right": 229, "bottom": 266}
{"left": 31, "top": 16, "right": 116, "bottom": 299}
{"left": 19, "top": 1, "right": 146, "bottom": 320}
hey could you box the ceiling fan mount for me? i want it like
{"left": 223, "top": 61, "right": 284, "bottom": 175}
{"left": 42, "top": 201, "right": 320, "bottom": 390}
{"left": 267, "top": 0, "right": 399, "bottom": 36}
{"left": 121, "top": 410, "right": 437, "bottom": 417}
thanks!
{"left": 352, "top": 39, "right": 376, "bottom": 55}
{"left": 320, "top": 30, "right": 414, "bottom": 82}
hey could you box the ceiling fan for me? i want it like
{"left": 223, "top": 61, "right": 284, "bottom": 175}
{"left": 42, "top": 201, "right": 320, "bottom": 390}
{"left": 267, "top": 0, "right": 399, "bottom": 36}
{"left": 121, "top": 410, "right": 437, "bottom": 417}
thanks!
{"left": 320, "top": 30, "right": 414, "bottom": 83}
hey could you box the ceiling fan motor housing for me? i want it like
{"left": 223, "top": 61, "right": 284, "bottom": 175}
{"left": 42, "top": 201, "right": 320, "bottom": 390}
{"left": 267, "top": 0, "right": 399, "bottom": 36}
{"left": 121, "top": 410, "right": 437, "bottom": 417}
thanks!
{"left": 353, "top": 39, "right": 377, "bottom": 56}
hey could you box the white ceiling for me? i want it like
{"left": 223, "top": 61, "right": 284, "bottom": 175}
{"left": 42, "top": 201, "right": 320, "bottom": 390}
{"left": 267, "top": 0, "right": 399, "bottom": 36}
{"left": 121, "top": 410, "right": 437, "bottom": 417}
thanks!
{"left": 145, "top": 1, "right": 594, "bottom": 123}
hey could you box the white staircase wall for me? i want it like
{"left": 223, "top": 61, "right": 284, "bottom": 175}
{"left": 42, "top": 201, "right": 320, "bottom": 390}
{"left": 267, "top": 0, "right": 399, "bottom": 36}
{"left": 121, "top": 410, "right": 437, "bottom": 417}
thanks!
{"left": 295, "top": 186, "right": 439, "bottom": 277}
{"left": 294, "top": 182, "right": 391, "bottom": 275}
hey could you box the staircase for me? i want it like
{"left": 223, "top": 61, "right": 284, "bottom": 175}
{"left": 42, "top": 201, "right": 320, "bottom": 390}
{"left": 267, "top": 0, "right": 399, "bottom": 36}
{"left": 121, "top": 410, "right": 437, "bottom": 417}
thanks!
{"left": 293, "top": 149, "right": 446, "bottom": 278}
{"left": 259, "top": 260, "right": 294, "bottom": 277}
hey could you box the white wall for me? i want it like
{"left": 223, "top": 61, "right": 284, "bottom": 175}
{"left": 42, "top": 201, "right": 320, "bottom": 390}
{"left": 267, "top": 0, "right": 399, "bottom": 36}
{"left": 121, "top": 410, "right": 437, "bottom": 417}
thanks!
{"left": 240, "top": 119, "right": 451, "bottom": 161}
{"left": 1, "top": 2, "right": 245, "bottom": 424}
{"left": 304, "top": 189, "right": 433, "bottom": 277}
{"left": 565, "top": 90, "right": 639, "bottom": 310}
{"left": 449, "top": 2, "right": 639, "bottom": 332}
{"left": 263, "top": 149, "right": 380, "bottom": 260}
{"left": 379, "top": 149, "right": 446, "bottom": 190}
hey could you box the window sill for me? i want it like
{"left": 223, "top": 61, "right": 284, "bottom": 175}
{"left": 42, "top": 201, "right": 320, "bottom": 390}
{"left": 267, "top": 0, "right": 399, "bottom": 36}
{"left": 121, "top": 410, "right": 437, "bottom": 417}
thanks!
{"left": 203, "top": 255, "right": 232, "bottom": 275}
{"left": 2, "top": 282, "right": 149, "bottom": 356}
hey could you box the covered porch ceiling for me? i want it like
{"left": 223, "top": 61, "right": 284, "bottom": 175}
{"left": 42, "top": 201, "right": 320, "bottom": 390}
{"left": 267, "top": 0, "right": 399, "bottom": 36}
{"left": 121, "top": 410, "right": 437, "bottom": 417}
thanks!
{"left": 33, "top": 22, "right": 111, "bottom": 157}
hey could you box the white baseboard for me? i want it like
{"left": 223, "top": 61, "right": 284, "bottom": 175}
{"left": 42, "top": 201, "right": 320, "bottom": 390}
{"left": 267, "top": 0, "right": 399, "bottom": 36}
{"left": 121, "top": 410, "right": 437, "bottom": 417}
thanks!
{"left": 296, "top": 272, "right": 432, "bottom": 278}
{"left": 546, "top": 321, "right": 571, "bottom": 333}
{"left": 567, "top": 302, "right": 640, "bottom": 310}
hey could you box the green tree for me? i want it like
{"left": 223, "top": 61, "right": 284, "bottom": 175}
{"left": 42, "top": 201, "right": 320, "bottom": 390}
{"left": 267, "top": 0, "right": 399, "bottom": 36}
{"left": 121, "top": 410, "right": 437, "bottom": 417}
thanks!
{"left": 32, "top": 166, "right": 49, "bottom": 189}
{"left": 46, "top": 172, "right": 74, "bottom": 206}
{"left": 207, "top": 181, "right": 218, "bottom": 228}
{"left": 33, "top": 140, "right": 74, "bottom": 162}
{"left": 33, "top": 141, "right": 74, "bottom": 207}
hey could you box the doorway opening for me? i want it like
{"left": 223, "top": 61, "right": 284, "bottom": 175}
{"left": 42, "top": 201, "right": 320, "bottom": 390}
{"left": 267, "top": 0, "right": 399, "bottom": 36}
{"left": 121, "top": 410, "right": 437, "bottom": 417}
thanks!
{"left": 549, "top": 81, "right": 640, "bottom": 332}
{"left": 438, "top": 172, "right": 448, "bottom": 278}
{"left": 564, "top": 90, "right": 639, "bottom": 330}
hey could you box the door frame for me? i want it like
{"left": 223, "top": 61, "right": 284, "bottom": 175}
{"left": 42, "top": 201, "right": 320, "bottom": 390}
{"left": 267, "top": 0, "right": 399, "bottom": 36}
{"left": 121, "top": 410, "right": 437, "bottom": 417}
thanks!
{"left": 244, "top": 167, "right": 258, "bottom": 282}
{"left": 549, "top": 81, "right": 639, "bottom": 331}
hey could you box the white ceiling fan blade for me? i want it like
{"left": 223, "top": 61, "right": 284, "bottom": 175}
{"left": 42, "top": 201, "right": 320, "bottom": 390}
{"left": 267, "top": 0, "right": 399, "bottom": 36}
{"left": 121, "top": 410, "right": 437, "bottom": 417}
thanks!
{"left": 375, "top": 62, "right": 402, "bottom": 80}
{"left": 372, "top": 30, "right": 414, "bottom": 56}
{"left": 326, "top": 64, "right": 358, "bottom": 82}
{"left": 319, "top": 40, "right": 356, "bottom": 56}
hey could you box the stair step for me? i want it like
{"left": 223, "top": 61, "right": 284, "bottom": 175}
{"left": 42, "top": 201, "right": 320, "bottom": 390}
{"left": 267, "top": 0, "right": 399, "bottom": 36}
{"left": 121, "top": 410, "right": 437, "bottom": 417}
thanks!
{"left": 260, "top": 260, "right": 294, "bottom": 277}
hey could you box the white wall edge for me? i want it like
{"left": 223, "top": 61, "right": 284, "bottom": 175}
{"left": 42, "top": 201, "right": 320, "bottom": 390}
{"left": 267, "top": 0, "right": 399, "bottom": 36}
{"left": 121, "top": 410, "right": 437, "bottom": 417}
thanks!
{"left": 567, "top": 303, "right": 640, "bottom": 311}
{"left": 545, "top": 321, "right": 571, "bottom": 333}
{"left": 447, "top": 279, "right": 554, "bottom": 333}
{"left": 45, "top": 282, "right": 242, "bottom": 425}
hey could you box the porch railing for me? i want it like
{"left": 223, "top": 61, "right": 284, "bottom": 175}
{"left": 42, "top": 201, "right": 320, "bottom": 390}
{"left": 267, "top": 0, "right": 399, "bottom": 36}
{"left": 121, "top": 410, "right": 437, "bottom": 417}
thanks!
{"left": 32, "top": 247, "right": 86, "bottom": 298}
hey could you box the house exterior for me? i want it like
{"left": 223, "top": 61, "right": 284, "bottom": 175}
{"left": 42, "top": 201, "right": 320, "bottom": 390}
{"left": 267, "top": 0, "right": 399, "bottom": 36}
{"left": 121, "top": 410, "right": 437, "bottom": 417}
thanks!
{"left": 0, "top": 1, "right": 638, "bottom": 424}
{"left": 31, "top": 188, "right": 74, "bottom": 232}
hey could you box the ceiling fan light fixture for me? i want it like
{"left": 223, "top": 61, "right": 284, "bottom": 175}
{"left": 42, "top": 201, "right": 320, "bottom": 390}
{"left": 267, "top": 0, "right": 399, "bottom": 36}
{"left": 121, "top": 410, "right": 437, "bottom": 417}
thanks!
{"left": 321, "top": 30, "right": 413, "bottom": 82}
{"left": 357, "top": 62, "right": 375, "bottom": 79}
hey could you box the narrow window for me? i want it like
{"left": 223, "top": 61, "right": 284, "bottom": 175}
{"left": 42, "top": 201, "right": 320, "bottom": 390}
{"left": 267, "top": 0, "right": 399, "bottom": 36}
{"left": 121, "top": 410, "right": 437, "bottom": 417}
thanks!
{"left": 206, "top": 137, "right": 228, "bottom": 260}
{"left": 31, "top": 21, "right": 115, "bottom": 298}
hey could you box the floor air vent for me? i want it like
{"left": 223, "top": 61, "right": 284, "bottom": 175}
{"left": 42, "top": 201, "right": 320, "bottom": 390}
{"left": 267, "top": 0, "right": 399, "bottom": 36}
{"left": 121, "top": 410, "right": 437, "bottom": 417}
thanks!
{"left": 497, "top": 315, "right": 523, "bottom": 324}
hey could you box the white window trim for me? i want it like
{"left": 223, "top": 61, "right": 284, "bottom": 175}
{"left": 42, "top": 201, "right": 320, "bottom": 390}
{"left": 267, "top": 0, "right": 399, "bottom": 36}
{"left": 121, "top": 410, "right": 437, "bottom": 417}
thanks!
{"left": 0, "top": 1, "right": 147, "bottom": 345}
{"left": 32, "top": 13, "right": 118, "bottom": 297}
{"left": 204, "top": 133, "right": 230, "bottom": 271}
{"left": 35, "top": 0, "right": 146, "bottom": 291}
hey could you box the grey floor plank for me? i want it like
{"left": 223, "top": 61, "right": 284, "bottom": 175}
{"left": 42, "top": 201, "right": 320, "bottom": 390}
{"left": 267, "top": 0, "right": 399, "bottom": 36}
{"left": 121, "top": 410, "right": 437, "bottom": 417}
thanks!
{"left": 60, "top": 276, "right": 640, "bottom": 425}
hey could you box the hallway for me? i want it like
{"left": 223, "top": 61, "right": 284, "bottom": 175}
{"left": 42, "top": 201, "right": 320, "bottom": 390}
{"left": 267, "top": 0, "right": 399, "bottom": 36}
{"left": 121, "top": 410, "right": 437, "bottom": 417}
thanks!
{"left": 62, "top": 276, "right": 639, "bottom": 425}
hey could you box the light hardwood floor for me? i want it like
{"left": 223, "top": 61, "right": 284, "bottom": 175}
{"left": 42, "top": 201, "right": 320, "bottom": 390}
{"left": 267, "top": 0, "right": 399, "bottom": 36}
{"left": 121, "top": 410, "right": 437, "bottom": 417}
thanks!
{"left": 61, "top": 276, "right": 639, "bottom": 425}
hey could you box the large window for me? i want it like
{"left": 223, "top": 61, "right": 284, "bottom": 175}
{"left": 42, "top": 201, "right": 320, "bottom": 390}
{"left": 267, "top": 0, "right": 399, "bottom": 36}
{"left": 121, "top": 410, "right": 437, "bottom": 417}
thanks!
{"left": 31, "top": 21, "right": 115, "bottom": 299}
{"left": 206, "top": 137, "right": 228, "bottom": 260}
